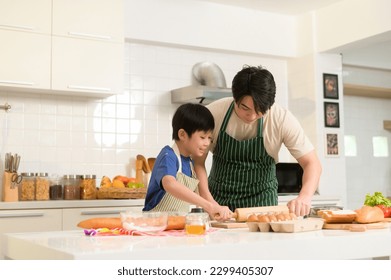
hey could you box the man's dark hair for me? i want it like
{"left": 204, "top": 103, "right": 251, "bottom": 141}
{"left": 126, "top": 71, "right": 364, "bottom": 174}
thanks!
{"left": 231, "top": 65, "right": 276, "bottom": 114}
{"left": 172, "top": 103, "right": 214, "bottom": 140}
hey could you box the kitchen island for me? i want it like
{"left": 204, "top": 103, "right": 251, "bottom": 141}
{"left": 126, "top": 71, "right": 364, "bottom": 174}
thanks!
{"left": 2, "top": 225, "right": 390, "bottom": 260}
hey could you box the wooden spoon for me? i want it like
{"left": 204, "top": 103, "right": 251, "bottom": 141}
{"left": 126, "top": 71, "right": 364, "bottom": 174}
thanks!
{"left": 136, "top": 154, "right": 151, "bottom": 173}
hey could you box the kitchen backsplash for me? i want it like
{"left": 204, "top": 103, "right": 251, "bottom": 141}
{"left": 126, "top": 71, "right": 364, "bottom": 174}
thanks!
{"left": 0, "top": 42, "right": 289, "bottom": 185}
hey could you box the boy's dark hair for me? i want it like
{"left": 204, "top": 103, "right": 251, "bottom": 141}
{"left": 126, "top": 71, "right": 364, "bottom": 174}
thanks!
{"left": 231, "top": 65, "right": 276, "bottom": 114}
{"left": 172, "top": 103, "right": 214, "bottom": 140}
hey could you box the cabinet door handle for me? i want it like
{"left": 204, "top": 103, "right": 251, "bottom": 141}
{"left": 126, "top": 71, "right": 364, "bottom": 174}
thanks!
{"left": 0, "top": 212, "right": 44, "bottom": 218}
{"left": 81, "top": 210, "right": 123, "bottom": 215}
{"left": 68, "top": 31, "right": 112, "bottom": 41}
{"left": 0, "top": 80, "right": 34, "bottom": 86}
{"left": 68, "top": 85, "right": 111, "bottom": 92}
{"left": 0, "top": 24, "right": 35, "bottom": 31}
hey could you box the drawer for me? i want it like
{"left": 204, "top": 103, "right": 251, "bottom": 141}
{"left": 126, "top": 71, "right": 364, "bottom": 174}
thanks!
{"left": 0, "top": 209, "right": 62, "bottom": 234}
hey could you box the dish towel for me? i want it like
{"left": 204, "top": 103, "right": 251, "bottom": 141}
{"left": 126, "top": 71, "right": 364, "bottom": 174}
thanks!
{"left": 83, "top": 227, "right": 218, "bottom": 237}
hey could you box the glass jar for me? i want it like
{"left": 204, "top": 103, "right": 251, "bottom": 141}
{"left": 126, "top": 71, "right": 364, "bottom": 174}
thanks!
{"left": 80, "top": 175, "right": 97, "bottom": 200}
{"left": 49, "top": 175, "right": 63, "bottom": 200}
{"left": 35, "top": 172, "right": 50, "bottom": 200}
{"left": 20, "top": 173, "right": 35, "bottom": 201}
{"left": 63, "top": 175, "right": 81, "bottom": 200}
{"left": 185, "top": 208, "right": 209, "bottom": 235}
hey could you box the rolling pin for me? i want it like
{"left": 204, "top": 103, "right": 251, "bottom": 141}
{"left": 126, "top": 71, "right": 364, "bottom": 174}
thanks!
{"left": 231, "top": 205, "right": 289, "bottom": 222}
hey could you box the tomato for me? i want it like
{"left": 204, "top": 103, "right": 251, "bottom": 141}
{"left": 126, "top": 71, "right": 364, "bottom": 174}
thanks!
{"left": 375, "top": 205, "right": 391, "bottom": 218}
{"left": 375, "top": 205, "right": 387, "bottom": 217}
{"left": 385, "top": 207, "right": 391, "bottom": 218}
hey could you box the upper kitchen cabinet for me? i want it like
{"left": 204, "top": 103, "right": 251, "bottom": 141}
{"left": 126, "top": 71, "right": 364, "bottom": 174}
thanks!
{"left": 0, "top": 0, "right": 124, "bottom": 98}
{"left": 51, "top": 0, "right": 124, "bottom": 97}
{"left": 52, "top": 0, "right": 123, "bottom": 43}
{"left": 0, "top": 0, "right": 51, "bottom": 34}
{"left": 0, "top": 0, "right": 51, "bottom": 91}
{"left": 51, "top": 37, "right": 123, "bottom": 96}
{"left": 0, "top": 30, "right": 51, "bottom": 90}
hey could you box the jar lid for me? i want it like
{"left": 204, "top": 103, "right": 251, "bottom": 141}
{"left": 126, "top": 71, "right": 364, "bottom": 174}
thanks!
{"left": 21, "top": 172, "right": 35, "bottom": 177}
{"left": 63, "top": 174, "right": 81, "bottom": 179}
{"left": 35, "top": 172, "right": 48, "bottom": 177}
{"left": 190, "top": 207, "right": 205, "bottom": 213}
{"left": 81, "top": 175, "right": 96, "bottom": 179}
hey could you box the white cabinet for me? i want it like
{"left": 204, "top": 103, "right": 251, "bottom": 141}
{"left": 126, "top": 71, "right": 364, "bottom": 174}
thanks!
{"left": 51, "top": 37, "right": 123, "bottom": 96}
{"left": 0, "top": 30, "right": 51, "bottom": 90}
{"left": 51, "top": 0, "right": 124, "bottom": 97}
{"left": 0, "top": 0, "right": 124, "bottom": 98}
{"left": 0, "top": 209, "right": 62, "bottom": 234}
{"left": 0, "top": 200, "right": 144, "bottom": 233}
{"left": 52, "top": 0, "right": 123, "bottom": 43}
{"left": 0, "top": 0, "right": 51, "bottom": 91}
{"left": 0, "top": 0, "right": 51, "bottom": 34}
{"left": 62, "top": 206, "right": 143, "bottom": 230}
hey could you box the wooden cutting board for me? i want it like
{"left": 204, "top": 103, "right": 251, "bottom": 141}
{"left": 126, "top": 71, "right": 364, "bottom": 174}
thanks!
{"left": 211, "top": 220, "right": 248, "bottom": 228}
{"left": 323, "top": 221, "right": 388, "bottom": 231}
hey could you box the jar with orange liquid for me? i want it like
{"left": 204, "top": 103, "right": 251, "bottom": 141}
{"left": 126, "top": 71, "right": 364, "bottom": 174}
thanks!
{"left": 185, "top": 208, "right": 209, "bottom": 235}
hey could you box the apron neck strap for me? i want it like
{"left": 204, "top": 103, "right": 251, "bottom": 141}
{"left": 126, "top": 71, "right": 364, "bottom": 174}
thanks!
{"left": 222, "top": 101, "right": 263, "bottom": 136}
{"left": 172, "top": 142, "right": 182, "bottom": 172}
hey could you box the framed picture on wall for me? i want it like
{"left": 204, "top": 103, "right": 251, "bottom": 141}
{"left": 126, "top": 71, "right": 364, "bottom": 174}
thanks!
{"left": 323, "top": 73, "right": 339, "bottom": 99}
{"left": 325, "top": 133, "right": 339, "bottom": 157}
{"left": 324, "top": 102, "right": 340, "bottom": 128}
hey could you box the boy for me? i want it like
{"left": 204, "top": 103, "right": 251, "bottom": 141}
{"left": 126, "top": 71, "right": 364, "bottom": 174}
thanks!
{"left": 143, "top": 103, "right": 231, "bottom": 220}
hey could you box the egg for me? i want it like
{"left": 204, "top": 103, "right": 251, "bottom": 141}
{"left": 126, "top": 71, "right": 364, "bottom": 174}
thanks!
{"left": 257, "top": 215, "right": 270, "bottom": 223}
{"left": 247, "top": 214, "right": 259, "bottom": 222}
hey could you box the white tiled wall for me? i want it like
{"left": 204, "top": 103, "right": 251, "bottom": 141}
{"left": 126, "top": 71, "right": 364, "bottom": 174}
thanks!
{"left": 0, "top": 42, "right": 289, "bottom": 187}
{"left": 344, "top": 96, "right": 391, "bottom": 209}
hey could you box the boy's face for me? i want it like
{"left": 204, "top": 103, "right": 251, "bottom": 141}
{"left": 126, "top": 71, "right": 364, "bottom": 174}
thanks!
{"left": 183, "top": 130, "right": 213, "bottom": 157}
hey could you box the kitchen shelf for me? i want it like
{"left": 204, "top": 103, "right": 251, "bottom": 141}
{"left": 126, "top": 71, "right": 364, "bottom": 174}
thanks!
{"left": 344, "top": 84, "right": 391, "bottom": 99}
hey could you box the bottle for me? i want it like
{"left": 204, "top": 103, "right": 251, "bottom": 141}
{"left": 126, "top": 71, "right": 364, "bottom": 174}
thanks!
{"left": 185, "top": 208, "right": 210, "bottom": 235}
{"left": 80, "top": 175, "right": 97, "bottom": 200}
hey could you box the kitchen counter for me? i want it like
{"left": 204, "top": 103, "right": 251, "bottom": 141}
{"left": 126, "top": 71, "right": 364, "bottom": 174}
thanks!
{"left": 0, "top": 199, "right": 145, "bottom": 210}
{"left": 2, "top": 225, "right": 390, "bottom": 260}
{"left": 0, "top": 195, "right": 341, "bottom": 210}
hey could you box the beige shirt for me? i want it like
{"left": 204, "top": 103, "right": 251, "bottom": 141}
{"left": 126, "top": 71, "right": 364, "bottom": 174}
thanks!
{"left": 206, "top": 97, "right": 314, "bottom": 163}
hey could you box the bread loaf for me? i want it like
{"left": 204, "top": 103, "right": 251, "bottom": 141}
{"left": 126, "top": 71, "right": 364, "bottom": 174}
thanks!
{"left": 355, "top": 205, "right": 384, "bottom": 224}
{"left": 77, "top": 217, "right": 122, "bottom": 229}
{"left": 166, "top": 215, "right": 186, "bottom": 230}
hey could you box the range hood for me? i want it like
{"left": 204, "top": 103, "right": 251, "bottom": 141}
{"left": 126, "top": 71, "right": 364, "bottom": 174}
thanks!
{"left": 171, "top": 85, "right": 232, "bottom": 104}
{"left": 171, "top": 62, "right": 232, "bottom": 104}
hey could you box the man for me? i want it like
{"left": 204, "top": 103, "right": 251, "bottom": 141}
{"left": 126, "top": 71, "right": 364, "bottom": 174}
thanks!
{"left": 194, "top": 65, "right": 322, "bottom": 217}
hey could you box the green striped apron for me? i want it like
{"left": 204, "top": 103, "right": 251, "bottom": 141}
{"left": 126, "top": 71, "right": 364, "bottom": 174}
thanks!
{"left": 209, "top": 102, "right": 278, "bottom": 211}
{"left": 151, "top": 143, "right": 199, "bottom": 213}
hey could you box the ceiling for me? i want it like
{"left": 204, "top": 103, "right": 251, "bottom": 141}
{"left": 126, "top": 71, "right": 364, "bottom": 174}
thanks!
{"left": 197, "top": 0, "right": 391, "bottom": 71}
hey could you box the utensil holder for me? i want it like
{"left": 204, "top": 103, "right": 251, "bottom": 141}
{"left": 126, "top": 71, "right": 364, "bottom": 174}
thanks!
{"left": 2, "top": 171, "right": 19, "bottom": 202}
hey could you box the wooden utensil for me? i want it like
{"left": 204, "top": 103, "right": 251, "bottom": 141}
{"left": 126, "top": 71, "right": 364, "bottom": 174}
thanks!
{"left": 211, "top": 205, "right": 290, "bottom": 228}
{"left": 136, "top": 155, "right": 151, "bottom": 173}
{"left": 231, "top": 205, "right": 289, "bottom": 222}
{"left": 323, "top": 221, "right": 388, "bottom": 232}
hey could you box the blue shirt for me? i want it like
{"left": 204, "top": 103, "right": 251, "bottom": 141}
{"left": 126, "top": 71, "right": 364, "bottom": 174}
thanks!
{"left": 143, "top": 145, "right": 193, "bottom": 211}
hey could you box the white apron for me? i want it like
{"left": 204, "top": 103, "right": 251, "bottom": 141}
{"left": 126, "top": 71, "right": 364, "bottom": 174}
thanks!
{"left": 151, "top": 143, "right": 199, "bottom": 213}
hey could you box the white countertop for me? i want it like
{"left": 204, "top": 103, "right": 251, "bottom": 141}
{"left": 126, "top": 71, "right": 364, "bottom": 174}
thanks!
{"left": 0, "top": 199, "right": 145, "bottom": 210}
{"left": 2, "top": 224, "right": 390, "bottom": 260}
{"left": 0, "top": 195, "right": 341, "bottom": 210}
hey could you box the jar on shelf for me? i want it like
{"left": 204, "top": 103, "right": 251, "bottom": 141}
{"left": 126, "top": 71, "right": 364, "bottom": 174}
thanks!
{"left": 80, "top": 175, "right": 97, "bottom": 200}
{"left": 20, "top": 173, "right": 35, "bottom": 201}
{"left": 49, "top": 174, "right": 63, "bottom": 200}
{"left": 63, "top": 175, "right": 81, "bottom": 200}
{"left": 35, "top": 172, "right": 50, "bottom": 200}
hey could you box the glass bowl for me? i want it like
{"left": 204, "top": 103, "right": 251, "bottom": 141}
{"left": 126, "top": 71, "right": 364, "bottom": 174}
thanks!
{"left": 120, "top": 211, "right": 168, "bottom": 233}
